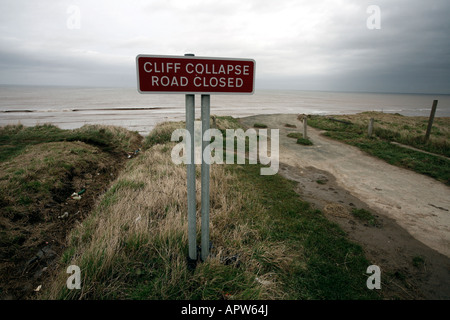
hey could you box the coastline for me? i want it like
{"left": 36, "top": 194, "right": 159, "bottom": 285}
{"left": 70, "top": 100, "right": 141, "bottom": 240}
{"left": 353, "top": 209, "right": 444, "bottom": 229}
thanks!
{"left": 1, "top": 87, "right": 449, "bottom": 136}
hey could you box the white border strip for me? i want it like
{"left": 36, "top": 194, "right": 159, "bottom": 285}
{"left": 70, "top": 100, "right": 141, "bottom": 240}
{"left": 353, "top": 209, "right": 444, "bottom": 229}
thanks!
{"left": 136, "top": 54, "right": 256, "bottom": 95}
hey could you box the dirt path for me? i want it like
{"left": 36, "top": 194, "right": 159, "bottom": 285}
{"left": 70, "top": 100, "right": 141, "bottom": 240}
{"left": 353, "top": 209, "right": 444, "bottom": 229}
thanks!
{"left": 239, "top": 114, "right": 450, "bottom": 299}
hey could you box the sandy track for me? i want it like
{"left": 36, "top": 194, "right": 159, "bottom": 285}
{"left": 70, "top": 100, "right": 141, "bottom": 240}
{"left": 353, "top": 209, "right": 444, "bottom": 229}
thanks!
{"left": 239, "top": 113, "right": 450, "bottom": 258}
{"left": 238, "top": 113, "right": 450, "bottom": 298}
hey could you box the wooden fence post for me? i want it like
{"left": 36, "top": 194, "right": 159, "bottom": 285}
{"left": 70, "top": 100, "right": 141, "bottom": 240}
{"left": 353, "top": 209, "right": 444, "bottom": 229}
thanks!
{"left": 303, "top": 117, "right": 307, "bottom": 139}
{"left": 425, "top": 100, "right": 438, "bottom": 142}
{"left": 368, "top": 118, "right": 374, "bottom": 138}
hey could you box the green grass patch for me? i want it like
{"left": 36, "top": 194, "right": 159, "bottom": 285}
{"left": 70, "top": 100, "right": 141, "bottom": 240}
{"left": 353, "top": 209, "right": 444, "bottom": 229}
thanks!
{"left": 228, "top": 163, "right": 379, "bottom": 299}
{"left": 412, "top": 256, "right": 425, "bottom": 268}
{"left": 253, "top": 123, "right": 268, "bottom": 128}
{"left": 0, "top": 141, "right": 111, "bottom": 215}
{"left": 143, "top": 121, "right": 184, "bottom": 150}
{"left": 307, "top": 116, "right": 354, "bottom": 132}
{"left": 0, "top": 123, "right": 143, "bottom": 218}
{"left": 287, "top": 132, "right": 303, "bottom": 139}
{"left": 297, "top": 138, "right": 313, "bottom": 146}
{"left": 351, "top": 208, "right": 378, "bottom": 227}
{"left": 0, "top": 124, "right": 142, "bottom": 162}
{"left": 287, "top": 132, "right": 313, "bottom": 145}
{"left": 0, "top": 124, "right": 143, "bottom": 299}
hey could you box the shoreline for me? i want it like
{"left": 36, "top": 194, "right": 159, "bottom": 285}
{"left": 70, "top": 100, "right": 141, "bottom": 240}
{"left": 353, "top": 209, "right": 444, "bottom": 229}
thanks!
{"left": 2, "top": 109, "right": 449, "bottom": 138}
{"left": 1, "top": 87, "right": 450, "bottom": 136}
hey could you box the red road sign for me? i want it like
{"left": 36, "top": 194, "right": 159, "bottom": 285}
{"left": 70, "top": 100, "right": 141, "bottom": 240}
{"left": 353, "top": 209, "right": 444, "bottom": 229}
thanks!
{"left": 136, "top": 55, "right": 255, "bottom": 94}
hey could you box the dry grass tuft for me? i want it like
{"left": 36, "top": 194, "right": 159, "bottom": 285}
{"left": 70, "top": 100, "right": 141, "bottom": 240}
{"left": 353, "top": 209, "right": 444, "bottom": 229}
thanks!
{"left": 142, "top": 121, "right": 185, "bottom": 149}
{"left": 42, "top": 139, "right": 287, "bottom": 299}
{"left": 329, "top": 112, "right": 450, "bottom": 156}
{"left": 74, "top": 124, "right": 143, "bottom": 151}
{"left": 323, "top": 203, "right": 350, "bottom": 218}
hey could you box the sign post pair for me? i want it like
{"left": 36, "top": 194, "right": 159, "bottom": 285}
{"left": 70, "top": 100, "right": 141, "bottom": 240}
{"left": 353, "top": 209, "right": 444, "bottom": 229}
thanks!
{"left": 137, "top": 54, "right": 255, "bottom": 263}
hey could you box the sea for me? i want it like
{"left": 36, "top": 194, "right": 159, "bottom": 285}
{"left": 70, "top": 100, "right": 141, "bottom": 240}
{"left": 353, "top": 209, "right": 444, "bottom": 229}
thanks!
{"left": 1, "top": 85, "right": 449, "bottom": 136}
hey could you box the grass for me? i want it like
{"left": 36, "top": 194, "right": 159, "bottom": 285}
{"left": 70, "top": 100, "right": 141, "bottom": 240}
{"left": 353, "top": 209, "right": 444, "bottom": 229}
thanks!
{"left": 287, "top": 132, "right": 303, "bottom": 139}
{"left": 287, "top": 132, "right": 313, "bottom": 146}
{"left": 39, "top": 116, "right": 380, "bottom": 300}
{"left": 351, "top": 208, "right": 378, "bottom": 227}
{"left": 297, "top": 138, "right": 313, "bottom": 146}
{"left": 253, "top": 123, "right": 268, "bottom": 128}
{"left": 43, "top": 142, "right": 273, "bottom": 299}
{"left": 0, "top": 142, "right": 109, "bottom": 216}
{"left": 0, "top": 124, "right": 142, "bottom": 219}
{"left": 0, "top": 123, "right": 142, "bottom": 162}
{"left": 226, "top": 163, "right": 377, "bottom": 299}
{"left": 142, "top": 121, "right": 184, "bottom": 150}
{"left": 307, "top": 112, "right": 450, "bottom": 185}
{"left": 412, "top": 256, "right": 425, "bottom": 268}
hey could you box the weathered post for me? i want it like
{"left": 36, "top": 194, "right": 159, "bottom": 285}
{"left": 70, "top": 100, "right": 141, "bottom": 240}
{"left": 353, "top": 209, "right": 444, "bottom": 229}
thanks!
{"left": 303, "top": 117, "right": 307, "bottom": 139}
{"left": 185, "top": 54, "right": 197, "bottom": 262}
{"left": 425, "top": 100, "right": 438, "bottom": 143}
{"left": 368, "top": 118, "right": 374, "bottom": 138}
{"left": 201, "top": 94, "right": 211, "bottom": 261}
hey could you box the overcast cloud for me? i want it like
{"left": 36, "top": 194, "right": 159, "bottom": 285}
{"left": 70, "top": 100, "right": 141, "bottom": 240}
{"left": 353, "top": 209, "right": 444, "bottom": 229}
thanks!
{"left": 0, "top": 0, "right": 449, "bottom": 93}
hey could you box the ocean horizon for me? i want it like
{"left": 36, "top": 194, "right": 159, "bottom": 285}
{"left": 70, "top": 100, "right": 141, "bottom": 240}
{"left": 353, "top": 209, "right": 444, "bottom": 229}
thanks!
{"left": 1, "top": 84, "right": 449, "bottom": 135}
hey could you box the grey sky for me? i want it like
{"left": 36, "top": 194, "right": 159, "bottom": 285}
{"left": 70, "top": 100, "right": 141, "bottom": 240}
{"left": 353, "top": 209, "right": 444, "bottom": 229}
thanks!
{"left": 0, "top": 0, "right": 449, "bottom": 93}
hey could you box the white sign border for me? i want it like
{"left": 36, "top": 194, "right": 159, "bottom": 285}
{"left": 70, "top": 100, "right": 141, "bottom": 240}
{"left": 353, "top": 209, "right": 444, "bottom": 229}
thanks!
{"left": 136, "top": 54, "right": 256, "bottom": 95}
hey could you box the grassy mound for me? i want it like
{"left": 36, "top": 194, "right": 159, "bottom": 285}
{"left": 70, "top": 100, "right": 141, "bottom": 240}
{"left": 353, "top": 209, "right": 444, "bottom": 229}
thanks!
{"left": 0, "top": 124, "right": 142, "bottom": 299}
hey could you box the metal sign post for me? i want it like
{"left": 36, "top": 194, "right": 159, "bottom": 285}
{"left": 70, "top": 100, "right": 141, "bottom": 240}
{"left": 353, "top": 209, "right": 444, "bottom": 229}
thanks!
{"left": 184, "top": 54, "right": 197, "bottom": 262}
{"left": 201, "top": 94, "right": 211, "bottom": 261}
{"left": 136, "top": 53, "right": 255, "bottom": 264}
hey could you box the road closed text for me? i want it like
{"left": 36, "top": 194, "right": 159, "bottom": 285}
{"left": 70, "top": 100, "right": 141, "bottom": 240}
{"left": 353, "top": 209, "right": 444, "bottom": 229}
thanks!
{"left": 144, "top": 61, "right": 249, "bottom": 88}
